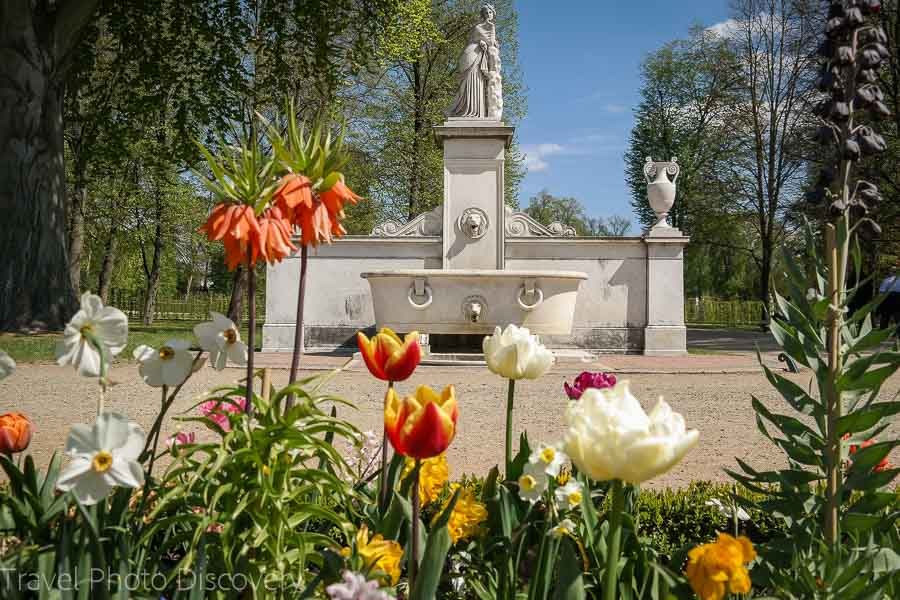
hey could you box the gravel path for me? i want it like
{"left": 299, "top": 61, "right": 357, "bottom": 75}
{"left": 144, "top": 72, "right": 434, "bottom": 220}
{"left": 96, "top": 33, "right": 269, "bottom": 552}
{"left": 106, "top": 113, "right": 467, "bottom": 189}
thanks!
{"left": 5, "top": 362, "right": 898, "bottom": 488}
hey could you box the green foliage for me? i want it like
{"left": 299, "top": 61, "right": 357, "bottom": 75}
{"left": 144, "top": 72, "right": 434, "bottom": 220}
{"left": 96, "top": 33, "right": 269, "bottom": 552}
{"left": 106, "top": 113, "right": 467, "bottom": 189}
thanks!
{"left": 146, "top": 375, "right": 361, "bottom": 596}
{"left": 524, "top": 190, "right": 632, "bottom": 237}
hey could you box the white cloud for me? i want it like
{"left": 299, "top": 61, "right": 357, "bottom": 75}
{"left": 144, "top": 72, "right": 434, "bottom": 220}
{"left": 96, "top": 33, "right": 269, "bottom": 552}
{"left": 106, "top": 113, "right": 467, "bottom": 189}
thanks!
{"left": 707, "top": 18, "right": 740, "bottom": 38}
{"left": 602, "top": 104, "right": 628, "bottom": 114}
{"left": 522, "top": 143, "right": 564, "bottom": 173}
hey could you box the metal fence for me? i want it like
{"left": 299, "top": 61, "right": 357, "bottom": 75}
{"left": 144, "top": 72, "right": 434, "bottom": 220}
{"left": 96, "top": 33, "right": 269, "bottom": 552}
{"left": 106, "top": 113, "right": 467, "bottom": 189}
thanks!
{"left": 109, "top": 289, "right": 265, "bottom": 322}
{"left": 684, "top": 298, "right": 766, "bottom": 326}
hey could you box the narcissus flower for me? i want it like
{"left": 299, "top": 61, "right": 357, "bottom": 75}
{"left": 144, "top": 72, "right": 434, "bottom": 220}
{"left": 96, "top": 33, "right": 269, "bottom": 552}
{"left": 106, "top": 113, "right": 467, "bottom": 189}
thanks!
{"left": 518, "top": 461, "right": 548, "bottom": 504}
{"left": 0, "top": 413, "right": 32, "bottom": 455}
{"left": 344, "top": 525, "right": 403, "bottom": 585}
{"left": 0, "top": 349, "right": 15, "bottom": 381}
{"left": 686, "top": 533, "right": 756, "bottom": 600}
{"left": 56, "top": 412, "right": 145, "bottom": 505}
{"left": 55, "top": 292, "right": 128, "bottom": 377}
{"left": 133, "top": 340, "right": 194, "bottom": 387}
{"left": 554, "top": 479, "right": 584, "bottom": 511}
{"left": 194, "top": 312, "right": 248, "bottom": 370}
{"left": 483, "top": 324, "right": 554, "bottom": 380}
{"left": 564, "top": 371, "right": 617, "bottom": 400}
{"left": 404, "top": 453, "right": 449, "bottom": 505}
{"left": 442, "top": 484, "right": 488, "bottom": 544}
{"left": 384, "top": 385, "right": 458, "bottom": 459}
{"left": 357, "top": 328, "right": 422, "bottom": 382}
{"left": 562, "top": 381, "right": 698, "bottom": 484}
{"left": 530, "top": 443, "right": 567, "bottom": 477}
{"left": 549, "top": 518, "right": 578, "bottom": 539}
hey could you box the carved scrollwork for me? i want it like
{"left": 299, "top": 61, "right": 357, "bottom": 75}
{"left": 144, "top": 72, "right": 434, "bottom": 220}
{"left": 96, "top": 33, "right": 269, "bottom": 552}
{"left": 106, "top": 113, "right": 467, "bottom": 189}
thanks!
{"left": 504, "top": 206, "right": 577, "bottom": 237}
{"left": 371, "top": 205, "right": 442, "bottom": 237}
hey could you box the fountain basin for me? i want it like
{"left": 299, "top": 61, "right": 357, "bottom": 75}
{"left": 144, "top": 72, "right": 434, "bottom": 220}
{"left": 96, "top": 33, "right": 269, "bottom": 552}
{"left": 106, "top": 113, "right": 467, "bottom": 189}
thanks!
{"left": 361, "top": 269, "right": 587, "bottom": 335}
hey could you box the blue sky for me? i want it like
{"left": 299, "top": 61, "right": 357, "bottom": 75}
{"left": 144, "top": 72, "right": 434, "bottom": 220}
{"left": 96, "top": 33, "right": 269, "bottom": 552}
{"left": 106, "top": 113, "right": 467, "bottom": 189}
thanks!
{"left": 516, "top": 0, "right": 730, "bottom": 229}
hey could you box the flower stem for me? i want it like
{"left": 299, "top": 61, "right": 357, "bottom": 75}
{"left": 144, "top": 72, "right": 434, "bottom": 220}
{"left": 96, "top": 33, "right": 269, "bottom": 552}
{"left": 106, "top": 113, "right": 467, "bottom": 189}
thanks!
{"left": 409, "top": 458, "right": 421, "bottom": 593}
{"left": 286, "top": 244, "right": 309, "bottom": 411}
{"left": 505, "top": 378, "right": 516, "bottom": 479}
{"left": 245, "top": 255, "right": 256, "bottom": 417}
{"left": 378, "top": 380, "right": 394, "bottom": 513}
{"left": 604, "top": 479, "right": 625, "bottom": 600}
{"left": 98, "top": 379, "right": 106, "bottom": 416}
{"left": 824, "top": 222, "right": 846, "bottom": 546}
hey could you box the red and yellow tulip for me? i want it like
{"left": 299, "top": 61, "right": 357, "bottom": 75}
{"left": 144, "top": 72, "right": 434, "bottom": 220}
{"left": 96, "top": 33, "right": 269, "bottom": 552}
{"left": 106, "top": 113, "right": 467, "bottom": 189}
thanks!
{"left": 357, "top": 328, "right": 421, "bottom": 382}
{"left": 384, "top": 385, "right": 458, "bottom": 459}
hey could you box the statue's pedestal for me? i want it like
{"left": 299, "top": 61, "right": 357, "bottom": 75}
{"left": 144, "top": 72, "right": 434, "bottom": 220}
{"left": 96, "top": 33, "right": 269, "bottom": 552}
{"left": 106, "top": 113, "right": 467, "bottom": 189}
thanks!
{"left": 643, "top": 225, "right": 689, "bottom": 356}
{"left": 433, "top": 120, "right": 514, "bottom": 270}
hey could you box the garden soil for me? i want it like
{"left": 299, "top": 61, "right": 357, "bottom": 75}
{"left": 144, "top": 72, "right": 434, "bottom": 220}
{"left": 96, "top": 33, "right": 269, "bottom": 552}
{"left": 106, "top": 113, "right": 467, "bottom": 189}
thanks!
{"left": 7, "top": 362, "right": 899, "bottom": 489}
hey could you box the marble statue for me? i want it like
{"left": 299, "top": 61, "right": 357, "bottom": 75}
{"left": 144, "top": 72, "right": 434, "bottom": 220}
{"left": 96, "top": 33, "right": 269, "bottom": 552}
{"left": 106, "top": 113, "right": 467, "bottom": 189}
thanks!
{"left": 447, "top": 4, "right": 503, "bottom": 120}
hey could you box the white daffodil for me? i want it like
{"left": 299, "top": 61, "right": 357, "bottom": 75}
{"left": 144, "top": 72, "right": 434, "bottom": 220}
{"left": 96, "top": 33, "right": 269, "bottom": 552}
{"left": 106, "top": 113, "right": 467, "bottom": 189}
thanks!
{"left": 0, "top": 349, "right": 15, "bottom": 381}
{"left": 517, "top": 461, "right": 548, "bottom": 504}
{"left": 55, "top": 292, "right": 128, "bottom": 377}
{"left": 554, "top": 479, "right": 584, "bottom": 511}
{"left": 563, "top": 381, "right": 699, "bottom": 484}
{"left": 530, "top": 443, "right": 567, "bottom": 477}
{"left": 706, "top": 498, "right": 751, "bottom": 522}
{"left": 56, "top": 412, "right": 145, "bottom": 505}
{"left": 483, "top": 324, "right": 554, "bottom": 380}
{"left": 193, "top": 312, "right": 247, "bottom": 370}
{"left": 549, "top": 518, "right": 578, "bottom": 539}
{"left": 133, "top": 339, "right": 194, "bottom": 387}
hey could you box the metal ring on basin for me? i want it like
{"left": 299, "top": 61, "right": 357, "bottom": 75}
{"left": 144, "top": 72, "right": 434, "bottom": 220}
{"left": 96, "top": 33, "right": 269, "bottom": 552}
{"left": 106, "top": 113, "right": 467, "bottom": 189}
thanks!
{"left": 517, "top": 286, "right": 543, "bottom": 311}
{"left": 407, "top": 284, "right": 434, "bottom": 310}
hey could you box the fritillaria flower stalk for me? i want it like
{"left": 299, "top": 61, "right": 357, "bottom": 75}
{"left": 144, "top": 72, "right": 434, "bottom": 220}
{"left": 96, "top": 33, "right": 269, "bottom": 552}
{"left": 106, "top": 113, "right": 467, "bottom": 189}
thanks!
{"left": 806, "top": 0, "right": 890, "bottom": 546}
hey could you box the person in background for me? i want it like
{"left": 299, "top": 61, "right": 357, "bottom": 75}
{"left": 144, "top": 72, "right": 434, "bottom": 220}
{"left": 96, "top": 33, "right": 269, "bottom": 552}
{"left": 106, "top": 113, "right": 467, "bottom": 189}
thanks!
{"left": 878, "top": 267, "right": 900, "bottom": 333}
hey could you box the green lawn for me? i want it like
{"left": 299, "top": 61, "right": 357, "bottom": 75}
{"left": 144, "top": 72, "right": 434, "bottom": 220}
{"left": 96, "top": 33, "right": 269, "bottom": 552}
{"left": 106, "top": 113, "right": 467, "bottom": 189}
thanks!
{"left": 0, "top": 321, "right": 263, "bottom": 364}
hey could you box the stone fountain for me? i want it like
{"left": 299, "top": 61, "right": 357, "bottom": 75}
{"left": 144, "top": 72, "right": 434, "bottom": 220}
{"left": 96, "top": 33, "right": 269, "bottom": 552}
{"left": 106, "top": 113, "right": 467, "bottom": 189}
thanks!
{"left": 262, "top": 5, "right": 690, "bottom": 356}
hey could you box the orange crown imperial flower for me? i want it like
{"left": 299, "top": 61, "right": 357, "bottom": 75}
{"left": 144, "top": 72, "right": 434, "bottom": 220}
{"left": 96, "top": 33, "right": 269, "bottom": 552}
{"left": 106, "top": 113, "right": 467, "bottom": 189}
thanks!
{"left": 273, "top": 173, "right": 313, "bottom": 212}
{"left": 201, "top": 203, "right": 300, "bottom": 271}
{"left": 686, "top": 533, "right": 756, "bottom": 600}
{"left": 0, "top": 413, "right": 33, "bottom": 455}
{"left": 357, "top": 328, "right": 421, "bottom": 382}
{"left": 384, "top": 385, "right": 458, "bottom": 460}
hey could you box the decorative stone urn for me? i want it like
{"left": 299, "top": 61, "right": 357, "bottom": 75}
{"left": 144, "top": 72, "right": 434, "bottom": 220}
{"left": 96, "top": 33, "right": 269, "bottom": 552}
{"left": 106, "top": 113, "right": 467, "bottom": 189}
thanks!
{"left": 644, "top": 157, "right": 679, "bottom": 229}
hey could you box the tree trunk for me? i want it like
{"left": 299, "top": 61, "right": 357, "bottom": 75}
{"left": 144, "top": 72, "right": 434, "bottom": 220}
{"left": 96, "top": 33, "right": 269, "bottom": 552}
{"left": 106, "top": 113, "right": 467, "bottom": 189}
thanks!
{"left": 0, "top": 0, "right": 101, "bottom": 331}
{"left": 68, "top": 181, "right": 87, "bottom": 294}
{"left": 227, "top": 266, "right": 247, "bottom": 327}
{"left": 141, "top": 195, "right": 164, "bottom": 326}
{"left": 184, "top": 272, "right": 194, "bottom": 301}
{"left": 97, "top": 229, "right": 118, "bottom": 303}
{"left": 759, "top": 238, "right": 772, "bottom": 328}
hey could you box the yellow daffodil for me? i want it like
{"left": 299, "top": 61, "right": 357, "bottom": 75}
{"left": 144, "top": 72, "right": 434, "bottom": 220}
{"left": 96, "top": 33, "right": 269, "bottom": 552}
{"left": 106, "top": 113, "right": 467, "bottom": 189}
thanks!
{"left": 344, "top": 525, "right": 403, "bottom": 585}
{"left": 403, "top": 454, "right": 449, "bottom": 506}
{"left": 441, "top": 484, "right": 488, "bottom": 544}
{"left": 685, "top": 533, "right": 756, "bottom": 600}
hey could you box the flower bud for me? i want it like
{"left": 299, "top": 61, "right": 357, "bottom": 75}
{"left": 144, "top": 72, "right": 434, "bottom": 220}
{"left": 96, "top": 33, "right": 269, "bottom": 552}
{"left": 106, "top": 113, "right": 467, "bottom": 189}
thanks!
{"left": 861, "top": 47, "right": 883, "bottom": 68}
{"left": 843, "top": 138, "right": 861, "bottom": 160}
{"left": 836, "top": 46, "right": 855, "bottom": 64}
{"left": 0, "top": 413, "right": 32, "bottom": 455}
{"left": 846, "top": 8, "right": 864, "bottom": 26}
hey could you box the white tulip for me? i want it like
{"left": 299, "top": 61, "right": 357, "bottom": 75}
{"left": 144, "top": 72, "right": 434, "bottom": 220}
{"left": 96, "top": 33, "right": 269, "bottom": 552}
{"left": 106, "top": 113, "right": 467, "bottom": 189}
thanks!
{"left": 517, "top": 461, "right": 548, "bottom": 504}
{"left": 193, "top": 312, "right": 247, "bottom": 370}
{"left": 56, "top": 412, "right": 145, "bottom": 505}
{"left": 529, "top": 443, "right": 567, "bottom": 478}
{"left": 0, "top": 349, "right": 15, "bottom": 381}
{"left": 133, "top": 339, "right": 194, "bottom": 387}
{"left": 554, "top": 479, "right": 584, "bottom": 511}
{"left": 562, "top": 381, "right": 699, "bottom": 484}
{"left": 55, "top": 292, "right": 128, "bottom": 377}
{"left": 483, "top": 324, "right": 554, "bottom": 380}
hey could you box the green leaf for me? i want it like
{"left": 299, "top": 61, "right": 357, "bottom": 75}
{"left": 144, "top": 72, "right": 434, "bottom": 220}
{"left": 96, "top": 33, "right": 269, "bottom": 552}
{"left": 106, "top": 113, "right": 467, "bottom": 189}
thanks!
{"left": 410, "top": 522, "right": 453, "bottom": 600}
{"left": 841, "top": 512, "right": 885, "bottom": 533}
{"left": 554, "top": 537, "right": 586, "bottom": 600}
{"left": 835, "top": 402, "right": 900, "bottom": 437}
